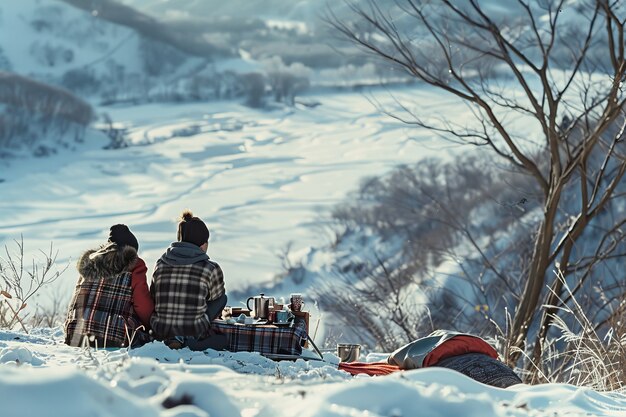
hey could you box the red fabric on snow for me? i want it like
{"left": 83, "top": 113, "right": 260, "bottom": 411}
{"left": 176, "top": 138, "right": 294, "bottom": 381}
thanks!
{"left": 338, "top": 361, "right": 402, "bottom": 376}
{"left": 422, "top": 335, "right": 498, "bottom": 367}
{"left": 130, "top": 257, "right": 154, "bottom": 328}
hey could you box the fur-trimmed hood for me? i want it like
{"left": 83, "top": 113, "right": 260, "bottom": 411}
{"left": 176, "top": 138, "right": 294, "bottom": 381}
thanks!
{"left": 77, "top": 243, "right": 138, "bottom": 281}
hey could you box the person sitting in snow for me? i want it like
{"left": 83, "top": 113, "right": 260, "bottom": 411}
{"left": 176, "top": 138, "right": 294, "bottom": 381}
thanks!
{"left": 387, "top": 330, "right": 522, "bottom": 388}
{"left": 150, "top": 210, "right": 228, "bottom": 351}
{"left": 340, "top": 330, "right": 522, "bottom": 388}
{"left": 64, "top": 224, "right": 154, "bottom": 348}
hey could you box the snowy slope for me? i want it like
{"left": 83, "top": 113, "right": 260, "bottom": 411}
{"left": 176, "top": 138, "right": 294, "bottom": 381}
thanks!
{"left": 119, "top": 0, "right": 520, "bottom": 24}
{"left": 2, "top": 328, "right": 626, "bottom": 417}
{"left": 0, "top": 88, "right": 466, "bottom": 310}
{"left": 0, "top": 0, "right": 219, "bottom": 103}
{"left": 0, "top": 0, "right": 143, "bottom": 80}
{"left": 0, "top": 87, "right": 450, "bottom": 282}
{"left": 120, "top": 0, "right": 330, "bottom": 25}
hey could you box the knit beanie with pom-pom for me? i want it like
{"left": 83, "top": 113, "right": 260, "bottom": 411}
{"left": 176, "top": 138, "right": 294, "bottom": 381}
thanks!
{"left": 177, "top": 210, "right": 210, "bottom": 247}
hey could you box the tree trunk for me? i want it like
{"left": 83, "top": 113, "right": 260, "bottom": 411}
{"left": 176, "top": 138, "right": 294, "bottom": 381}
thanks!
{"left": 509, "top": 183, "right": 562, "bottom": 365}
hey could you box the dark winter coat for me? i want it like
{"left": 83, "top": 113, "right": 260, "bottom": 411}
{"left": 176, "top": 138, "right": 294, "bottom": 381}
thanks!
{"left": 64, "top": 243, "right": 152, "bottom": 347}
{"left": 150, "top": 242, "right": 225, "bottom": 339}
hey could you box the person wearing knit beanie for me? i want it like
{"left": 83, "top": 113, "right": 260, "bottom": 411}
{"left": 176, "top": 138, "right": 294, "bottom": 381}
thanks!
{"left": 64, "top": 224, "right": 154, "bottom": 348}
{"left": 150, "top": 209, "right": 227, "bottom": 351}
{"left": 177, "top": 211, "right": 210, "bottom": 248}
{"left": 108, "top": 224, "right": 139, "bottom": 251}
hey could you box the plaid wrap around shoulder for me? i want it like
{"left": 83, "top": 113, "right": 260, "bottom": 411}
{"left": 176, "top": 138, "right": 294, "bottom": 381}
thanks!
{"left": 64, "top": 272, "right": 140, "bottom": 347}
{"left": 150, "top": 258, "right": 225, "bottom": 339}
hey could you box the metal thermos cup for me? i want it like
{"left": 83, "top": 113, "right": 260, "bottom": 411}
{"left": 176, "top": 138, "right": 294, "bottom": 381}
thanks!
{"left": 337, "top": 343, "right": 361, "bottom": 362}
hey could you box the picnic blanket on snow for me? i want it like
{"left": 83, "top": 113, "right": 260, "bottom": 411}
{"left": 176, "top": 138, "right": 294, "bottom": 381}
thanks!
{"left": 212, "top": 320, "right": 307, "bottom": 356}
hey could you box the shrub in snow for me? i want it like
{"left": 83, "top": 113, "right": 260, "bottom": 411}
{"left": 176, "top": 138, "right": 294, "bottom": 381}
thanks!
{"left": 261, "top": 56, "right": 311, "bottom": 106}
{"left": 241, "top": 72, "right": 266, "bottom": 108}
{"left": 61, "top": 68, "right": 101, "bottom": 95}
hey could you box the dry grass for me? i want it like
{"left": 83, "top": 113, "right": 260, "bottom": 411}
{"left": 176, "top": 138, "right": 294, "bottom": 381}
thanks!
{"left": 544, "top": 316, "right": 626, "bottom": 391}
{"left": 490, "top": 273, "right": 626, "bottom": 390}
{"left": 0, "top": 238, "right": 66, "bottom": 333}
{"left": 533, "top": 280, "right": 626, "bottom": 391}
{"left": 29, "top": 286, "right": 69, "bottom": 329}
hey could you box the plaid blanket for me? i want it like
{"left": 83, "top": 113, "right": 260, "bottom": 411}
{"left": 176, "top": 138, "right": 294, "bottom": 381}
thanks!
{"left": 212, "top": 320, "right": 307, "bottom": 356}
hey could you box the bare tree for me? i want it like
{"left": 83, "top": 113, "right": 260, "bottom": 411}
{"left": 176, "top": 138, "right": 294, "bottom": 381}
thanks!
{"left": 329, "top": 0, "right": 626, "bottom": 374}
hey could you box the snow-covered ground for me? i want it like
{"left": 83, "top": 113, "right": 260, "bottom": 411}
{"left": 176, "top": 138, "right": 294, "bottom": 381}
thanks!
{"left": 2, "top": 328, "right": 626, "bottom": 417}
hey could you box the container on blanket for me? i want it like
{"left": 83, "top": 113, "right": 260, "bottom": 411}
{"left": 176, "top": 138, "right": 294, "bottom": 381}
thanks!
{"left": 289, "top": 293, "right": 303, "bottom": 312}
{"left": 231, "top": 307, "right": 251, "bottom": 317}
{"left": 246, "top": 293, "right": 275, "bottom": 319}
{"left": 337, "top": 343, "right": 361, "bottom": 362}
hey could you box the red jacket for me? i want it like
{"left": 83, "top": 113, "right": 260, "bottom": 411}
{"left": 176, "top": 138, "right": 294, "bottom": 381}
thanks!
{"left": 131, "top": 258, "right": 154, "bottom": 328}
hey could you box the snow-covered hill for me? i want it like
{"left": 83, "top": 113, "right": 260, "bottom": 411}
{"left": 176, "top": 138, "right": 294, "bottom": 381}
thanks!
{"left": 118, "top": 0, "right": 516, "bottom": 25}
{"left": 0, "top": 0, "right": 238, "bottom": 104}
{"left": 120, "top": 0, "right": 325, "bottom": 22}
{"left": 3, "top": 0, "right": 578, "bottom": 109}
{"left": 0, "top": 0, "right": 378, "bottom": 107}
{"left": 1, "top": 0, "right": 141, "bottom": 80}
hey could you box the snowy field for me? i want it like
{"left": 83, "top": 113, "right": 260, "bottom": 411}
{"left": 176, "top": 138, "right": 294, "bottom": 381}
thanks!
{"left": 0, "top": 88, "right": 459, "bottom": 298}
{"left": 2, "top": 328, "right": 626, "bottom": 417}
